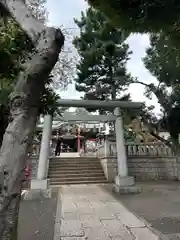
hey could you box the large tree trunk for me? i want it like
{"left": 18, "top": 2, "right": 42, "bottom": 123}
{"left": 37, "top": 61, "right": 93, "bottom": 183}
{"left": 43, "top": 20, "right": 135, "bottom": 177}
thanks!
{"left": 0, "top": 105, "right": 9, "bottom": 147}
{"left": 0, "top": 1, "right": 64, "bottom": 239}
{"left": 170, "top": 133, "right": 180, "bottom": 156}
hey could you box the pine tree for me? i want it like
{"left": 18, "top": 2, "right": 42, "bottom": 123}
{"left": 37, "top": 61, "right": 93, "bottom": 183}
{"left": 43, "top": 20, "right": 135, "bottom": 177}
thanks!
{"left": 73, "top": 7, "right": 132, "bottom": 105}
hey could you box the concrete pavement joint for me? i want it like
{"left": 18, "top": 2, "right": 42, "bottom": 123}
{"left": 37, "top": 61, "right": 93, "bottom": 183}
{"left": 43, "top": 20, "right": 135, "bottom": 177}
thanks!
{"left": 53, "top": 185, "right": 160, "bottom": 240}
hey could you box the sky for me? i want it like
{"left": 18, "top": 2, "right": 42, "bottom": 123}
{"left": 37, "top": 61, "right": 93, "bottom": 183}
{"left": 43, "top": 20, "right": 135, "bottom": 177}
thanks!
{"left": 45, "top": 0, "right": 160, "bottom": 114}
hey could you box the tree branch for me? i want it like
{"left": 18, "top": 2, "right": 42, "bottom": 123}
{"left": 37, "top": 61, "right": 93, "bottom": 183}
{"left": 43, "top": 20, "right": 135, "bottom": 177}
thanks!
{"left": 133, "top": 80, "right": 150, "bottom": 88}
{"left": 157, "top": 81, "right": 161, "bottom": 89}
{"left": 133, "top": 80, "right": 170, "bottom": 110}
{"left": 141, "top": 115, "right": 173, "bottom": 148}
{"left": 150, "top": 131, "right": 172, "bottom": 148}
{"left": 1, "top": 0, "right": 45, "bottom": 42}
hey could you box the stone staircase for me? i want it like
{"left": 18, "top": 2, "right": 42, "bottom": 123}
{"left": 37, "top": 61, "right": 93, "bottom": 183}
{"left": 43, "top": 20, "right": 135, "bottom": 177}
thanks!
{"left": 48, "top": 157, "right": 107, "bottom": 185}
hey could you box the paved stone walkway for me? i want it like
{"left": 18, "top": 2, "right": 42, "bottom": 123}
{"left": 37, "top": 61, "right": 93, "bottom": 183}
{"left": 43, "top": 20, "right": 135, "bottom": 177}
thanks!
{"left": 118, "top": 181, "right": 180, "bottom": 240}
{"left": 53, "top": 184, "right": 159, "bottom": 239}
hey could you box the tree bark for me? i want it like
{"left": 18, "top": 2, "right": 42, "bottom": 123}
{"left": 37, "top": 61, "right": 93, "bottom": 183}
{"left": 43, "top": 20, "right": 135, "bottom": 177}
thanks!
{"left": 170, "top": 134, "right": 180, "bottom": 155}
{"left": 0, "top": 105, "right": 9, "bottom": 147}
{"left": 0, "top": 1, "right": 64, "bottom": 239}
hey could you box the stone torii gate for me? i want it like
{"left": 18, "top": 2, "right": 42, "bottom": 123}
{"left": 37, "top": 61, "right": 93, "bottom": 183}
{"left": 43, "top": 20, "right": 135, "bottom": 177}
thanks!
{"left": 32, "top": 99, "right": 142, "bottom": 192}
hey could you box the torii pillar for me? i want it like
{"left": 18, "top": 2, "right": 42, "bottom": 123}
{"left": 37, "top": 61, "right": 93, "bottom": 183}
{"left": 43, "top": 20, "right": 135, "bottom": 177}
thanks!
{"left": 113, "top": 107, "right": 141, "bottom": 193}
{"left": 31, "top": 114, "right": 52, "bottom": 190}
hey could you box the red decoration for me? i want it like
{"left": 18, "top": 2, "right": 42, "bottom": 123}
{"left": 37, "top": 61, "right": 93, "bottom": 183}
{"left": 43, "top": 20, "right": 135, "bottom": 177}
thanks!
{"left": 25, "top": 165, "right": 30, "bottom": 181}
{"left": 77, "top": 127, "right": 81, "bottom": 152}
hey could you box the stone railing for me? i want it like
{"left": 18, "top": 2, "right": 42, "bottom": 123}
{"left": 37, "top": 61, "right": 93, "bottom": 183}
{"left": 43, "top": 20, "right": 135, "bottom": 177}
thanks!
{"left": 126, "top": 143, "right": 174, "bottom": 157}
{"left": 96, "top": 144, "right": 106, "bottom": 158}
{"left": 108, "top": 142, "right": 117, "bottom": 157}
{"left": 97, "top": 142, "right": 178, "bottom": 182}
{"left": 27, "top": 143, "right": 41, "bottom": 180}
{"left": 30, "top": 141, "right": 174, "bottom": 158}
{"left": 97, "top": 142, "right": 174, "bottom": 157}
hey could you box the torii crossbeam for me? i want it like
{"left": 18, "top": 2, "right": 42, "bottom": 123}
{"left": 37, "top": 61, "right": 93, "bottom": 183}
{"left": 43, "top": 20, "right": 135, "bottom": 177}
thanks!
{"left": 58, "top": 99, "right": 142, "bottom": 109}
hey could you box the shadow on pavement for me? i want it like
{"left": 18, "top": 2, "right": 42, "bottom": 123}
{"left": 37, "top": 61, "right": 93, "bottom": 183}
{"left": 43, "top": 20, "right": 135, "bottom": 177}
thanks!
{"left": 100, "top": 181, "right": 180, "bottom": 239}
{"left": 18, "top": 188, "right": 58, "bottom": 240}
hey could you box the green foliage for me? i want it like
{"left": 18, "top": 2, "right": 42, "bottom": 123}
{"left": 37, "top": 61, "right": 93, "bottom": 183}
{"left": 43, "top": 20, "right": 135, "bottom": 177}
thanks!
{"left": 124, "top": 126, "right": 136, "bottom": 142}
{"left": 0, "top": 19, "right": 33, "bottom": 144}
{"left": 143, "top": 33, "right": 180, "bottom": 106}
{"left": 88, "top": 0, "right": 180, "bottom": 35}
{"left": 73, "top": 7, "right": 132, "bottom": 109}
{"left": 144, "top": 32, "right": 180, "bottom": 86}
{"left": 39, "top": 75, "right": 62, "bottom": 116}
{"left": 141, "top": 32, "right": 180, "bottom": 148}
{"left": 88, "top": 0, "right": 180, "bottom": 150}
{"left": 0, "top": 18, "right": 60, "bottom": 113}
{"left": 0, "top": 19, "right": 32, "bottom": 80}
{"left": 0, "top": 19, "right": 32, "bottom": 103}
{"left": 0, "top": 16, "right": 61, "bottom": 143}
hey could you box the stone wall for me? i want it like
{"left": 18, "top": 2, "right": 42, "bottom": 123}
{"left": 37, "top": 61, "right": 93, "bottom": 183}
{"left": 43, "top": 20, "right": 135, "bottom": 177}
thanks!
{"left": 100, "top": 157, "right": 117, "bottom": 182}
{"left": 99, "top": 156, "right": 179, "bottom": 182}
{"left": 27, "top": 157, "right": 38, "bottom": 179}
{"left": 128, "top": 156, "right": 179, "bottom": 181}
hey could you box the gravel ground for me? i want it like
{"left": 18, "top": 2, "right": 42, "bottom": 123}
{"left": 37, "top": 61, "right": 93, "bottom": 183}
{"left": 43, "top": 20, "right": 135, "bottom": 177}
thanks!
{"left": 101, "top": 181, "right": 180, "bottom": 240}
{"left": 18, "top": 188, "right": 58, "bottom": 240}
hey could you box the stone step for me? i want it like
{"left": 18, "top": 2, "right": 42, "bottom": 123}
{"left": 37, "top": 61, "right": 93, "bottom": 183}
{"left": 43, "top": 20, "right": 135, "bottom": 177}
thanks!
{"left": 48, "top": 157, "right": 106, "bottom": 185}
{"left": 50, "top": 179, "right": 108, "bottom": 185}
{"left": 48, "top": 172, "right": 105, "bottom": 178}
{"left": 49, "top": 159, "right": 101, "bottom": 163}
{"left": 50, "top": 160, "right": 99, "bottom": 164}
{"left": 49, "top": 166, "right": 102, "bottom": 170}
{"left": 48, "top": 169, "right": 103, "bottom": 175}
{"left": 49, "top": 163, "right": 101, "bottom": 169}
{"left": 50, "top": 157, "right": 98, "bottom": 161}
{"left": 50, "top": 177, "right": 107, "bottom": 183}
{"left": 49, "top": 164, "right": 101, "bottom": 167}
{"left": 49, "top": 165, "right": 102, "bottom": 169}
{"left": 49, "top": 163, "right": 102, "bottom": 167}
{"left": 49, "top": 159, "right": 100, "bottom": 163}
{"left": 49, "top": 164, "right": 103, "bottom": 169}
{"left": 48, "top": 169, "right": 104, "bottom": 174}
{"left": 50, "top": 175, "right": 105, "bottom": 180}
{"left": 50, "top": 157, "right": 98, "bottom": 160}
{"left": 49, "top": 167, "right": 103, "bottom": 172}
